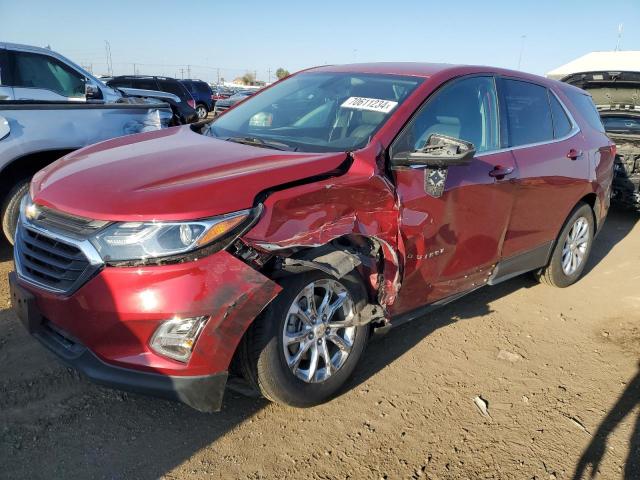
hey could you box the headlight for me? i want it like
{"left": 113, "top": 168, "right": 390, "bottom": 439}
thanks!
{"left": 21, "top": 195, "right": 40, "bottom": 222}
{"left": 90, "top": 208, "right": 258, "bottom": 262}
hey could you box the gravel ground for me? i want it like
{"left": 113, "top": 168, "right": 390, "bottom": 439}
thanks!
{"left": 0, "top": 209, "right": 638, "bottom": 480}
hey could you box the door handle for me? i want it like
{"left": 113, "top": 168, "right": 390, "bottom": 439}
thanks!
{"left": 488, "top": 166, "right": 514, "bottom": 179}
{"left": 567, "top": 148, "right": 583, "bottom": 160}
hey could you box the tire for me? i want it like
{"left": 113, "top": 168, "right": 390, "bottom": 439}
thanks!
{"left": 1, "top": 178, "right": 29, "bottom": 245}
{"left": 195, "top": 104, "right": 208, "bottom": 120}
{"left": 240, "top": 269, "right": 370, "bottom": 407}
{"left": 536, "top": 202, "right": 595, "bottom": 288}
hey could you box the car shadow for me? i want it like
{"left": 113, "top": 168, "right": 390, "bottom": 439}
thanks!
{"left": 345, "top": 274, "right": 536, "bottom": 394}
{"left": 582, "top": 207, "right": 638, "bottom": 276}
{"left": 344, "top": 207, "right": 638, "bottom": 396}
{"left": 0, "top": 299, "right": 271, "bottom": 479}
{"left": 0, "top": 240, "right": 12, "bottom": 263}
{"left": 1, "top": 207, "right": 635, "bottom": 479}
{"left": 572, "top": 366, "right": 640, "bottom": 479}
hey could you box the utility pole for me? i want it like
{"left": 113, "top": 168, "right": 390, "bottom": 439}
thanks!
{"left": 104, "top": 40, "right": 113, "bottom": 76}
{"left": 616, "top": 23, "right": 624, "bottom": 51}
{"left": 179, "top": 68, "right": 184, "bottom": 79}
{"left": 517, "top": 35, "right": 526, "bottom": 70}
{"left": 187, "top": 65, "right": 191, "bottom": 78}
{"left": 217, "top": 68, "right": 220, "bottom": 85}
{"left": 267, "top": 68, "right": 271, "bottom": 83}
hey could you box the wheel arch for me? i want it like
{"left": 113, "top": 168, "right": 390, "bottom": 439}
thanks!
{"left": 578, "top": 192, "right": 600, "bottom": 232}
{"left": 275, "top": 234, "right": 394, "bottom": 315}
{"left": 0, "top": 148, "right": 76, "bottom": 200}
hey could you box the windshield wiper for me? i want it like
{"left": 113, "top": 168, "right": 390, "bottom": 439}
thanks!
{"left": 224, "top": 136, "right": 297, "bottom": 151}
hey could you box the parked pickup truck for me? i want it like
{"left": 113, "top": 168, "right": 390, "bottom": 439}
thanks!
{"left": 0, "top": 42, "right": 173, "bottom": 243}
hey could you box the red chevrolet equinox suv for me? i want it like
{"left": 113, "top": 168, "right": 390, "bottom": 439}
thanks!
{"left": 9, "top": 63, "right": 614, "bottom": 412}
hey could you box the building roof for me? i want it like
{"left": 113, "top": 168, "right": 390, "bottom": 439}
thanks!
{"left": 546, "top": 51, "right": 640, "bottom": 80}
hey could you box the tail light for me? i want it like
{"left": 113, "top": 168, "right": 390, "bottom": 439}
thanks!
{"left": 187, "top": 99, "right": 196, "bottom": 109}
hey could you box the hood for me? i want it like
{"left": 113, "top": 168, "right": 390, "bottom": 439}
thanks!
{"left": 562, "top": 71, "right": 640, "bottom": 111}
{"left": 32, "top": 126, "right": 348, "bottom": 222}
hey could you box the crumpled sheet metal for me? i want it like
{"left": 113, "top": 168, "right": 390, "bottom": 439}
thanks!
{"left": 243, "top": 149, "right": 402, "bottom": 308}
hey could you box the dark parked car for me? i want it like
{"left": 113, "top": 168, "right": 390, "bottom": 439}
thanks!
{"left": 180, "top": 79, "right": 214, "bottom": 119}
{"left": 107, "top": 76, "right": 198, "bottom": 124}
{"left": 560, "top": 70, "right": 639, "bottom": 211}
{"left": 11, "top": 63, "right": 614, "bottom": 413}
{"left": 213, "top": 89, "right": 256, "bottom": 115}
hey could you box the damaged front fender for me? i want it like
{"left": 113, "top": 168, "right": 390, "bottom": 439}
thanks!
{"left": 242, "top": 146, "right": 402, "bottom": 312}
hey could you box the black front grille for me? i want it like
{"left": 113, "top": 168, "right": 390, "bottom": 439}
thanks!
{"left": 17, "top": 227, "right": 90, "bottom": 292}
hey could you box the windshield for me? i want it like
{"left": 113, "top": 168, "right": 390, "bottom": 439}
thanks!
{"left": 207, "top": 72, "right": 423, "bottom": 152}
{"left": 602, "top": 115, "right": 640, "bottom": 135}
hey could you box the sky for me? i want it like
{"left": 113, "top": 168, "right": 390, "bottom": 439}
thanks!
{"left": 1, "top": 0, "right": 638, "bottom": 83}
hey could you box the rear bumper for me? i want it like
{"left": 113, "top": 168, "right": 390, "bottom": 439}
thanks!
{"left": 32, "top": 313, "right": 228, "bottom": 412}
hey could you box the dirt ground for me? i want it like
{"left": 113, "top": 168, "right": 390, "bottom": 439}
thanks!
{"left": 0, "top": 209, "right": 638, "bottom": 480}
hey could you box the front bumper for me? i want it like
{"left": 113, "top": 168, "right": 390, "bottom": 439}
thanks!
{"left": 11, "top": 248, "right": 281, "bottom": 411}
{"left": 15, "top": 295, "right": 228, "bottom": 411}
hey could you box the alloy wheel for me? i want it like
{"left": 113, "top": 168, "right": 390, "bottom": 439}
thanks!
{"left": 561, "top": 216, "right": 590, "bottom": 275}
{"left": 282, "top": 279, "right": 356, "bottom": 383}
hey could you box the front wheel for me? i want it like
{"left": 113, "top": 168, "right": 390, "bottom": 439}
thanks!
{"left": 240, "top": 270, "right": 369, "bottom": 407}
{"left": 1, "top": 179, "right": 30, "bottom": 245}
{"left": 535, "top": 202, "right": 595, "bottom": 287}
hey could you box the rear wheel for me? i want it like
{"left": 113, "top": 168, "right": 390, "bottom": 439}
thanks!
{"left": 1, "top": 179, "right": 29, "bottom": 245}
{"left": 195, "top": 104, "right": 208, "bottom": 119}
{"left": 536, "top": 202, "right": 595, "bottom": 287}
{"left": 240, "top": 270, "right": 369, "bottom": 407}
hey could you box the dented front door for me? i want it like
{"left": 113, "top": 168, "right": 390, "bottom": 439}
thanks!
{"left": 388, "top": 75, "right": 517, "bottom": 316}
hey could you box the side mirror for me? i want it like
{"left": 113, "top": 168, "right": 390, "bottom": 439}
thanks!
{"left": 85, "top": 82, "right": 101, "bottom": 100}
{"left": 392, "top": 133, "right": 476, "bottom": 168}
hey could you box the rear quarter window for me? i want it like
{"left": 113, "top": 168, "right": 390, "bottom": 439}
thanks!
{"left": 132, "top": 78, "right": 159, "bottom": 91}
{"left": 549, "top": 91, "right": 573, "bottom": 138}
{"left": 564, "top": 89, "right": 605, "bottom": 133}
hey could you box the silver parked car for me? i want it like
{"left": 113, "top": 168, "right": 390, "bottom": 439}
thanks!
{"left": 0, "top": 42, "right": 173, "bottom": 243}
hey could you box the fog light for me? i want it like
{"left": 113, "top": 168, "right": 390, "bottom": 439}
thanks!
{"left": 150, "top": 316, "right": 208, "bottom": 362}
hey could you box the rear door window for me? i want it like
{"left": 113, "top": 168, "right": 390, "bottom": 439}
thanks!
{"left": 502, "top": 79, "right": 553, "bottom": 147}
{"left": 131, "top": 78, "right": 159, "bottom": 91}
{"left": 108, "top": 78, "right": 132, "bottom": 88}
{"left": 158, "top": 79, "right": 189, "bottom": 100}
{"left": 565, "top": 89, "right": 605, "bottom": 133}
{"left": 549, "top": 92, "right": 573, "bottom": 138}
{"left": 9, "top": 51, "right": 86, "bottom": 98}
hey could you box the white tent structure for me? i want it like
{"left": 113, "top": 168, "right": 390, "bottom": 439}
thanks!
{"left": 546, "top": 51, "right": 640, "bottom": 80}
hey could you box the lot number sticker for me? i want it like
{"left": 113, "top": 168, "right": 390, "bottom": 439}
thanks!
{"left": 341, "top": 97, "right": 398, "bottom": 114}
